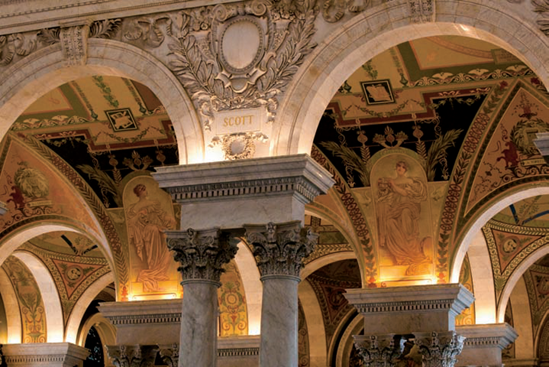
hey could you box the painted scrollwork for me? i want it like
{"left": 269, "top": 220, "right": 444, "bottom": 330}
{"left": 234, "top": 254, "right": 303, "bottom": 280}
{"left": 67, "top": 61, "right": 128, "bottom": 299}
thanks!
{"left": 166, "top": 228, "right": 238, "bottom": 282}
{"left": 244, "top": 221, "right": 318, "bottom": 278}
{"left": 354, "top": 335, "right": 405, "bottom": 367}
{"left": 322, "top": 0, "right": 370, "bottom": 23}
{"left": 161, "top": 0, "right": 318, "bottom": 130}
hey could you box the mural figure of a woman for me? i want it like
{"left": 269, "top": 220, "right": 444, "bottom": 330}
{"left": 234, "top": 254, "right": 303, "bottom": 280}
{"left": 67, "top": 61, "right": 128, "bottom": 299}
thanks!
{"left": 127, "top": 184, "right": 174, "bottom": 292}
{"left": 376, "top": 161, "right": 429, "bottom": 271}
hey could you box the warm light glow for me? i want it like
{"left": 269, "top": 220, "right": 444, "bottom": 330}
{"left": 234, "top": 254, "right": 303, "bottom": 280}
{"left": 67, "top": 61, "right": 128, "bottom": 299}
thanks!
{"left": 248, "top": 320, "right": 261, "bottom": 336}
{"left": 130, "top": 293, "right": 178, "bottom": 301}
{"left": 204, "top": 145, "right": 224, "bottom": 163}
{"left": 459, "top": 24, "right": 471, "bottom": 32}
{"left": 475, "top": 308, "right": 497, "bottom": 324}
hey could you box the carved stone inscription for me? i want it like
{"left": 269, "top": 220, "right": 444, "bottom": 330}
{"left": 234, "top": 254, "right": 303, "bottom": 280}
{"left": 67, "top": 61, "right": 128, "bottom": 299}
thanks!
{"left": 216, "top": 108, "right": 263, "bottom": 135}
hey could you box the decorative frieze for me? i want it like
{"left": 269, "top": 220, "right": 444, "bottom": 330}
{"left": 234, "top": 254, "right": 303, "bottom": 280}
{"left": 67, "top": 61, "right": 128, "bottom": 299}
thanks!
{"left": 322, "top": 0, "right": 370, "bottom": 22}
{"left": 103, "top": 313, "right": 181, "bottom": 326}
{"left": 166, "top": 228, "right": 238, "bottom": 283}
{"left": 353, "top": 334, "right": 405, "bottom": 367}
{"left": 414, "top": 331, "right": 465, "bottom": 367}
{"left": 217, "top": 347, "right": 260, "bottom": 357}
{"left": 244, "top": 221, "right": 318, "bottom": 278}
{"left": 106, "top": 345, "right": 158, "bottom": 367}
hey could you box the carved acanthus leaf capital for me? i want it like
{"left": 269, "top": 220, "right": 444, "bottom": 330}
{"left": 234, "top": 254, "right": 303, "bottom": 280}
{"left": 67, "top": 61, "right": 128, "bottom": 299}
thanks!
{"left": 166, "top": 228, "right": 238, "bottom": 283}
{"left": 354, "top": 335, "right": 405, "bottom": 367}
{"left": 244, "top": 221, "right": 318, "bottom": 278}
{"left": 414, "top": 331, "right": 465, "bottom": 367}
{"left": 106, "top": 345, "right": 158, "bottom": 367}
{"left": 158, "top": 343, "right": 179, "bottom": 367}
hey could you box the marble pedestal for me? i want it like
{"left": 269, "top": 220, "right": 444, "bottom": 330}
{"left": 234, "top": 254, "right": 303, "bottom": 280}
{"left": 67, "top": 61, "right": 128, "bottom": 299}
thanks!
{"left": 456, "top": 323, "right": 517, "bottom": 367}
{"left": 345, "top": 284, "right": 474, "bottom": 367}
{"left": 3, "top": 343, "right": 89, "bottom": 367}
{"left": 99, "top": 299, "right": 181, "bottom": 345}
{"left": 218, "top": 335, "right": 261, "bottom": 367}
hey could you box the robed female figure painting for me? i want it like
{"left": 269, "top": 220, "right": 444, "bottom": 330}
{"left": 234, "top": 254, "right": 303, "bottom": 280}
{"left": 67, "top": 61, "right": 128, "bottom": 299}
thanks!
{"left": 376, "top": 160, "right": 430, "bottom": 275}
{"left": 127, "top": 183, "right": 175, "bottom": 292}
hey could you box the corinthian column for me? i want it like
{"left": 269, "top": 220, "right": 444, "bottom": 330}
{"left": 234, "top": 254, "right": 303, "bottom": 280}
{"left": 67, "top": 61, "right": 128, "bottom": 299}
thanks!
{"left": 414, "top": 331, "right": 466, "bottom": 367}
{"left": 166, "top": 228, "right": 238, "bottom": 367}
{"left": 245, "top": 221, "right": 317, "bottom": 367}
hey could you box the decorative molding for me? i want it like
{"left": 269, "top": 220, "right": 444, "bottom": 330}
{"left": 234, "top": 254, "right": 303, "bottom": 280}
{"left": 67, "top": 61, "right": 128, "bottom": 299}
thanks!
{"left": 322, "top": 0, "right": 370, "bottom": 23}
{"left": 166, "top": 176, "right": 322, "bottom": 204}
{"left": 303, "top": 243, "right": 353, "bottom": 264}
{"left": 166, "top": 228, "right": 238, "bottom": 283}
{"left": 106, "top": 345, "right": 158, "bottom": 367}
{"left": 209, "top": 132, "right": 268, "bottom": 160}
{"left": 217, "top": 347, "right": 260, "bottom": 358}
{"left": 534, "top": 0, "right": 549, "bottom": 36}
{"left": 353, "top": 334, "right": 405, "bottom": 367}
{"left": 353, "top": 299, "right": 455, "bottom": 313}
{"left": 244, "top": 221, "right": 318, "bottom": 278}
{"left": 414, "top": 331, "right": 465, "bottom": 367}
{"left": 60, "top": 24, "right": 89, "bottom": 66}
{"left": 104, "top": 313, "right": 181, "bottom": 326}
{"left": 159, "top": 0, "right": 318, "bottom": 130}
{"left": 407, "top": 0, "right": 435, "bottom": 23}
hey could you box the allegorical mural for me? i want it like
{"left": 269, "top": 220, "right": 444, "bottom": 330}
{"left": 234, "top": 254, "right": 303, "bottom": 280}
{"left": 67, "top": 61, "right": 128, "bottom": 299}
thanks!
{"left": 524, "top": 260, "right": 549, "bottom": 333}
{"left": 494, "top": 195, "right": 549, "bottom": 228}
{"left": 371, "top": 153, "right": 433, "bottom": 280}
{"left": 2, "top": 256, "right": 47, "bottom": 343}
{"left": 312, "top": 34, "right": 545, "bottom": 283}
{"left": 123, "top": 175, "right": 178, "bottom": 297}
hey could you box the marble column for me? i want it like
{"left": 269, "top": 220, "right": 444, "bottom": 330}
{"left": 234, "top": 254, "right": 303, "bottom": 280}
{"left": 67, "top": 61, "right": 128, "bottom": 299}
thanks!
{"left": 166, "top": 228, "right": 238, "bottom": 367}
{"left": 245, "top": 221, "right": 317, "bottom": 367}
{"left": 345, "top": 284, "right": 474, "bottom": 367}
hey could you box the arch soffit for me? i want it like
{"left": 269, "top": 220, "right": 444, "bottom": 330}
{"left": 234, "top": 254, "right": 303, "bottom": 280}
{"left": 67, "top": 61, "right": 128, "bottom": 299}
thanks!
{"left": 65, "top": 271, "right": 114, "bottom": 344}
{"left": 0, "top": 221, "right": 115, "bottom": 278}
{"left": 12, "top": 251, "right": 64, "bottom": 343}
{"left": 0, "top": 266, "right": 21, "bottom": 343}
{"left": 273, "top": 1, "right": 549, "bottom": 156}
{"left": 451, "top": 185, "right": 549, "bottom": 283}
{"left": 77, "top": 312, "right": 117, "bottom": 348}
{"left": 0, "top": 38, "right": 203, "bottom": 164}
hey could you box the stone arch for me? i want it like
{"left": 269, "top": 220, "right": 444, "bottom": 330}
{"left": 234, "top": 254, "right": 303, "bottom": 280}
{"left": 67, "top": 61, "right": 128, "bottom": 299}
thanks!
{"left": 66, "top": 272, "right": 114, "bottom": 343}
{"left": 0, "top": 38, "right": 203, "bottom": 164}
{"left": 77, "top": 313, "right": 116, "bottom": 367}
{"left": 0, "top": 222, "right": 114, "bottom": 282}
{"left": 298, "top": 278, "right": 327, "bottom": 367}
{"left": 451, "top": 186, "right": 549, "bottom": 283}
{"left": 0, "top": 266, "right": 21, "bottom": 343}
{"left": 272, "top": 0, "right": 549, "bottom": 157}
{"left": 512, "top": 276, "right": 536, "bottom": 361}
{"left": 12, "top": 251, "right": 64, "bottom": 342}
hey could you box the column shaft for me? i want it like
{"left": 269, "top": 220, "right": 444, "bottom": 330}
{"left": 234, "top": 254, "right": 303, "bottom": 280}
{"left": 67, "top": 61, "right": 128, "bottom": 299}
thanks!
{"left": 179, "top": 280, "right": 219, "bottom": 367}
{"left": 260, "top": 276, "right": 299, "bottom": 367}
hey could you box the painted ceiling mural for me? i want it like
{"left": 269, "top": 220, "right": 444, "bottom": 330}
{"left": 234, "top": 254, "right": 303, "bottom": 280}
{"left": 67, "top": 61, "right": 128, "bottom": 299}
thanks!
{"left": 312, "top": 35, "right": 549, "bottom": 285}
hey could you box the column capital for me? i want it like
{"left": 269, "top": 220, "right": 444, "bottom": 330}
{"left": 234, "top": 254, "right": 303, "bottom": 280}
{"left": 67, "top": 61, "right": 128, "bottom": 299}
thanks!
{"left": 414, "top": 331, "right": 465, "bottom": 367}
{"left": 244, "top": 221, "right": 317, "bottom": 279}
{"left": 353, "top": 334, "right": 405, "bottom": 367}
{"left": 106, "top": 345, "right": 158, "bottom": 367}
{"left": 166, "top": 228, "right": 238, "bottom": 284}
{"left": 158, "top": 343, "right": 179, "bottom": 367}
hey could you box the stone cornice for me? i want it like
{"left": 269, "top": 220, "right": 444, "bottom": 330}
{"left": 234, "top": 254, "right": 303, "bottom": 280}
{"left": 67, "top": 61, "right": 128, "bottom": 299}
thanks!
{"left": 457, "top": 323, "right": 518, "bottom": 350}
{"left": 98, "top": 299, "right": 182, "bottom": 325}
{"left": 345, "top": 284, "right": 475, "bottom": 316}
{"left": 153, "top": 154, "right": 335, "bottom": 205}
